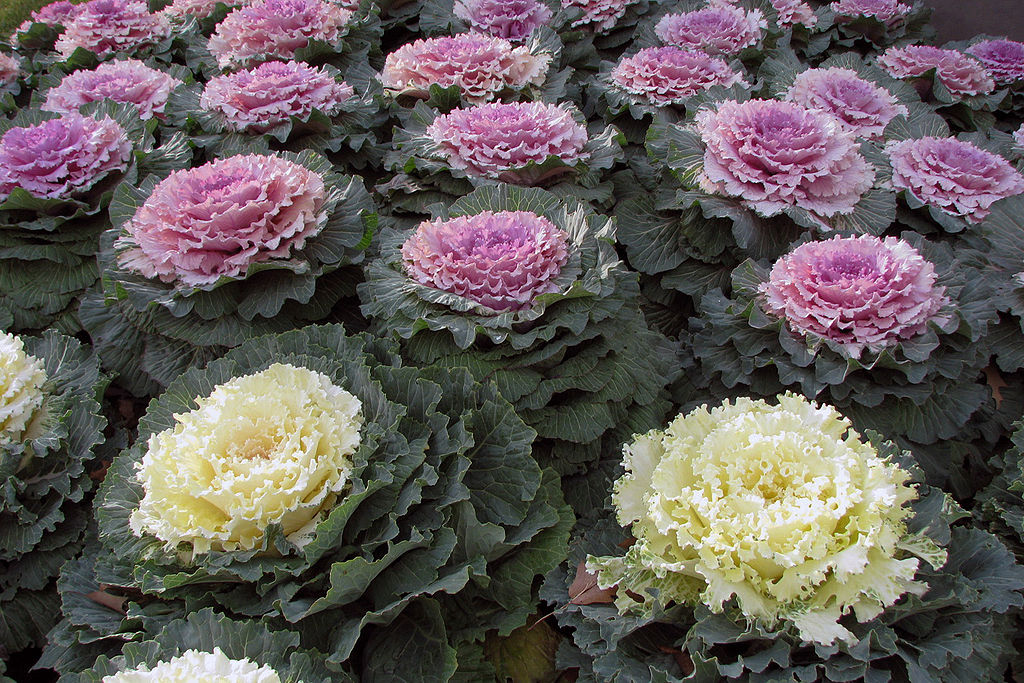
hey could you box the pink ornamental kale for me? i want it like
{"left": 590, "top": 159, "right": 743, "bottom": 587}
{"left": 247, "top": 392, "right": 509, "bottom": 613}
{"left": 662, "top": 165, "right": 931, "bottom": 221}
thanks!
{"left": 770, "top": 0, "right": 817, "bottom": 28}
{"left": 381, "top": 34, "right": 549, "bottom": 104}
{"left": 655, "top": 6, "right": 766, "bottom": 55}
{"left": 12, "top": 1, "right": 80, "bottom": 38}
{"left": 696, "top": 99, "right": 874, "bottom": 217}
{"left": 207, "top": 0, "right": 352, "bottom": 70}
{"left": 829, "top": 0, "right": 910, "bottom": 23}
{"left": 609, "top": 47, "right": 745, "bottom": 106}
{"left": 401, "top": 211, "right": 569, "bottom": 311}
{"left": 0, "top": 112, "right": 131, "bottom": 201}
{"left": 43, "top": 59, "right": 182, "bottom": 120}
{"left": 426, "top": 101, "right": 589, "bottom": 183}
{"left": 162, "top": 0, "right": 249, "bottom": 20}
{"left": 29, "top": 0, "right": 80, "bottom": 25}
{"left": 561, "top": 0, "right": 632, "bottom": 32}
{"left": 1014, "top": 125, "right": 1024, "bottom": 149}
{"left": 967, "top": 39, "right": 1024, "bottom": 85}
{"left": 54, "top": 0, "right": 169, "bottom": 59}
{"left": 453, "top": 0, "right": 552, "bottom": 41}
{"left": 886, "top": 136, "right": 1024, "bottom": 223}
{"left": 200, "top": 61, "right": 354, "bottom": 133}
{"left": 117, "top": 154, "right": 327, "bottom": 287}
{"left": 785, "top": 67, "right": 908, "bottom": 139}
{"left": 878, "top": 45, "right": 994, "bottom": 99}
{"left": 0, "top": 54, "right": 20, "bottom": 88}
{"left": 759, "top": 235, "right": 948, "bottom": 357}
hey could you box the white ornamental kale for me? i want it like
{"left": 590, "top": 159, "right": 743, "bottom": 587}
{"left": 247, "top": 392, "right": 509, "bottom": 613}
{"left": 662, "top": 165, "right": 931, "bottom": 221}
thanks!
{"left": 101, "top": 647, "right": 283, "bottom": 683}
{"left": 587, "top": 394, "right": 946, "bottom": 646}
{"left": 0, "top": 331, "right": 47, "bottom": 444}
{"left": 130, "top": 363, "right": 363, "bottom": 558}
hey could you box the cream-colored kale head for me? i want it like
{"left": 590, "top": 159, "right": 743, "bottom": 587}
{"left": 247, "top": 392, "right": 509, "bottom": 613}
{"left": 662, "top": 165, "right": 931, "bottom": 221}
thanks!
{"left": 0, "top": 331, "right": 47, "bottom": 445}
{"left": 101, "top": 647, "right": 285, "bottom": 682}
{"left": 130, "top": 363, "right": 363, "bottom": 558}
{"left": 587, "top": 393, "right": 946, "bottom": 645}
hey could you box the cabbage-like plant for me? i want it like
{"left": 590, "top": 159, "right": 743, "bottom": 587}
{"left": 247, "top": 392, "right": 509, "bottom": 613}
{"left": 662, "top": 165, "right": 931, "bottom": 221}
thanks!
{"left": 379, "top": 31, "right": 557, "bottom": 111}
{"left": 359, "top": 184, "right": 679, "bottom": 510}
{"left": 952, "top": 37, "right": 1024, "bottom": 122}
{"left": 41, "top": 324, "right": 572, "bottom": 680}
{"left": 414, "top": 0, "right": 557, "bottom": 42}
{"left": 886, "top": 127, "right": 1024, "bottom": 234}
{"left": 52, "top": 0, "right": 171, "bottom": 60}
{"left": 0, "top": 330, "right": 107, "bottom": 662}
{"left": 0, "top": 53, "right": 22, "bottom": 112}
{"left": 757, "top": 50, "right": 923, "bottom": 140}
{"left": 64, "top": 609, "right": 337, "bottom": 682}
{"left": 689, "top": 234, "right": 998, "bottom": 486}
{"left": 0, "top": 102, "right": 188, "bottom": 333}
{"left": 164, "top": 60, "right": 382, "bottom": 166}
{"left": 80, "top": 149, "right": 376, "bottom": 395}
{"left": 33, "top": 59, "right": 190, "bottom": 124}
{"left": 185, "top": 0, "right": 382, "bottom": 79}
{"left": 813, "top": 0, "right": 934, "bottom": 54}
{"left": 384, "top": 100, "right": 623, "bottom": 212}
{"left": 588, "top": 46, "right": 748, "bottom": 145}
{"left": 647, "top": 3, "right": 769, "bottom": 57}
{"left": 644, "top": 94, "right": 888, "bottom": 233}
{"left": 543, "top": 395, "right": 1024, "bottom": 682}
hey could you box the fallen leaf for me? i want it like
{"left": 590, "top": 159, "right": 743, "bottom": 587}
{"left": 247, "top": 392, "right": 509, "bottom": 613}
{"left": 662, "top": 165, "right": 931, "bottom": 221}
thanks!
{"left": 985, "top": 365, "right": 1007, "bottom": 409}
{"left": 85, "top": 589, "right": 127, "bottom": 614}
{"left": 568, "top": 560, "right": 616, "bottom": 605}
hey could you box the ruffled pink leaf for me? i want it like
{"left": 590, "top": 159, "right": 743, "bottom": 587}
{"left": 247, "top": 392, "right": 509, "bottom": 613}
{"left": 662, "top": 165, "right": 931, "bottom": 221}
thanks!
{"left": 886, "top": 136, "right": 1024, "bottom": 223}
{"left": 402, "top": 210, "right": 570, "bottom": 312}
{"left": 117, "top": 154, "right": 328, "bottom": 287}
{"left": 760, "top": 235, "right": 949, "bottom": 358}
{"left": 696, "top": 99, "right": 875, "bottom": 217}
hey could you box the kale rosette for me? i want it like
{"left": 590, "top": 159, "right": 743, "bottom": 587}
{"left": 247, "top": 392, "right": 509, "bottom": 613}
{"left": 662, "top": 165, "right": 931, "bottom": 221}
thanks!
{"left": 42, "top": 324, "right": 571, "bottom": 680}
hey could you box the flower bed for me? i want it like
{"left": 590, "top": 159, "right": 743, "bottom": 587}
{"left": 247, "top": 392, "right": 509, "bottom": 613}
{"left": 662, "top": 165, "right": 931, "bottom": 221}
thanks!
{"left": 2, "top": 0, "right": 1024, "bottom": 680}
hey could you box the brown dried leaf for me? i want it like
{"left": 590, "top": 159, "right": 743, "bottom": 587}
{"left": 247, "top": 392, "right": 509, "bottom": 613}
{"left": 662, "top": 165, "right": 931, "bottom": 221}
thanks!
{"left": 568, "top": 560, "right": 616, "bottom": 605}
{"left": 986, "top": 365, "right": 1007, "bottom": 409}
{"left": 85, "top": 589, "right": 127, "bottom": 614}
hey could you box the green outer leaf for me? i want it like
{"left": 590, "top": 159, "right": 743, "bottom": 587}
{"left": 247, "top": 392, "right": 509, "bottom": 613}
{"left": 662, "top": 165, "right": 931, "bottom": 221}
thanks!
{"left": 361, "top": 599, "right": 457, "bottom": 683}
{"left": 614, "top": 194, "right": 689, "bottom": 275}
